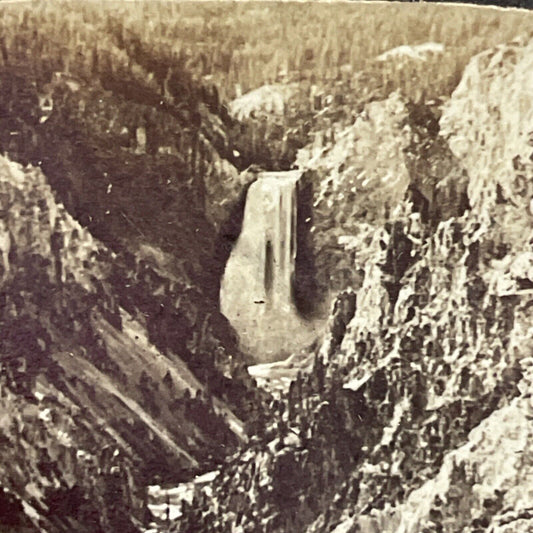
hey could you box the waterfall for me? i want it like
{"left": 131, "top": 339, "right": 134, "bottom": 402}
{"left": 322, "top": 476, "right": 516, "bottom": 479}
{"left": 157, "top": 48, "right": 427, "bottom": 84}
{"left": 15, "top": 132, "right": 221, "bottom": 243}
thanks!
{"left": 220, "top": 170, "right": 318, "bottom": 361}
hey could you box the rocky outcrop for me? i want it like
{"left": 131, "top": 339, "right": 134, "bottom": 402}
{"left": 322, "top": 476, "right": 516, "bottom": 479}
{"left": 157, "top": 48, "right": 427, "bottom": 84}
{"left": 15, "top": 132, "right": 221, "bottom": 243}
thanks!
{"left": 440, "top": 36, "right": 533, "bottom": 256}
{"left": 230, "top": 84, "right": 299, "bottom": 121}
{"left": 294, "top": 89, "right": 468, "bottom": 310}
{"left": 297, "top": 91, "right": 412, "bottom": 226}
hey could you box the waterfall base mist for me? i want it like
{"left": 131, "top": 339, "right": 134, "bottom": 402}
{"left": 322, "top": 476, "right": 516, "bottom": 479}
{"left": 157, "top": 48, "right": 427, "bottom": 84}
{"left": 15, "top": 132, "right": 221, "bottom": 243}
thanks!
{"left": 220, "top": 171, "right": 323, "bottom": 362}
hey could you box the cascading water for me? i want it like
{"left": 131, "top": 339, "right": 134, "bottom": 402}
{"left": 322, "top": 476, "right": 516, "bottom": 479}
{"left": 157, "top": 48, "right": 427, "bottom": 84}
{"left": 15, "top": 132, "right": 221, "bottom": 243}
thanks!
{"left": 220, "top": 170, "right": 319, "bottom": 362}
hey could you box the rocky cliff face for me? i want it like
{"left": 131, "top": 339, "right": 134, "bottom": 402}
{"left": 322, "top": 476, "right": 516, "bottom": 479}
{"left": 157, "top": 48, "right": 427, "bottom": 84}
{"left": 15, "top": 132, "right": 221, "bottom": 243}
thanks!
{"left": 440, "top": 35, "right": 533, "bottom": 250}
{"left": 170, "top": 35, "right": 533, "bottom": 533}
{"left": 294, "top": 89, "right": 468, "bottom": 311}
{"left": 309, "top": 33, "right": 533, "bottom": 533}
{"left": 0, "top": 156, "right": 257, "bottom": 532}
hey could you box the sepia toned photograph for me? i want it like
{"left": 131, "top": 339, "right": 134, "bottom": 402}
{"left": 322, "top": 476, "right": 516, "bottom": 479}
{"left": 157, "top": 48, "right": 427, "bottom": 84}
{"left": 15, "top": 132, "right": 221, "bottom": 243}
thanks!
{"left": 0, "top": 0, "right": 532, "bottom": 531}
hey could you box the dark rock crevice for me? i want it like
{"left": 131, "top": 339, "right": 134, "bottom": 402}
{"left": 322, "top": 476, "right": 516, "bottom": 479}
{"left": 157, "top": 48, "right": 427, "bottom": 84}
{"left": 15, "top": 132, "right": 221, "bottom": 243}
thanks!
{"left": 293, "top": 172, "right": 324, "bottom": 319}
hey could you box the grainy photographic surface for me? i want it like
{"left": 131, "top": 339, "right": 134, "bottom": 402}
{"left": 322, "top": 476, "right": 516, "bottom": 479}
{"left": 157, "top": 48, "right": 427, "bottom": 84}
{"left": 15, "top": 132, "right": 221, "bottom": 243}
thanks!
{"left": 0, "top": 1, "right": 532, "bottom": 532}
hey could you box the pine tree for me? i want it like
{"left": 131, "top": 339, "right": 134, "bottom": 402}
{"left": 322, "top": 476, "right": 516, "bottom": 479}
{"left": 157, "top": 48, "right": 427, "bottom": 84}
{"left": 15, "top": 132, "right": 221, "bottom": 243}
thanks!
{"left": 314, "top": 354, "right": 325, "bottom": 394}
